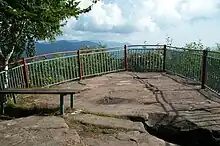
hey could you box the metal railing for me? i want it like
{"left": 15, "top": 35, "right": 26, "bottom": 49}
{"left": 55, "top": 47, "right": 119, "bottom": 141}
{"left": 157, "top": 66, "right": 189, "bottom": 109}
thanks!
{"left": 0, "top": 65, "right": 25, "bottom": 90}
{"left": 165, "top": 46, "right": 203, "bottom": 82}
{"left": 0, "top": 45, "right": 220, "bottom": 94}
{"left": 80, "top": 48, "right": 125, "bottom": 78}
{"left": 127, "top": 45, "right": 164, "bottom": 72}
{"left": 206, "top": 51, "right": 220, "bottom": 93}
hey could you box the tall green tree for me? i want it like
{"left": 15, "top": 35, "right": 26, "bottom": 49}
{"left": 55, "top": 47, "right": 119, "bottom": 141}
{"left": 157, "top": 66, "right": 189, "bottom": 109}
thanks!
{"left": 216, "top": 43, "right": 220, "bottom": 52}
{"left": 0, "top": 0, "right": 97, "bottom": 102}
{"left": 0, "top": 0, "right": 98, "bottom": 62}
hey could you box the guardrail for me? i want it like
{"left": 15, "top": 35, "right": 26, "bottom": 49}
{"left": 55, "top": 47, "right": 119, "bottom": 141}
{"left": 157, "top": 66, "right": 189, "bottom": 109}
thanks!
{"left": 0, "top": 45, "right": 220, "bottom": 94}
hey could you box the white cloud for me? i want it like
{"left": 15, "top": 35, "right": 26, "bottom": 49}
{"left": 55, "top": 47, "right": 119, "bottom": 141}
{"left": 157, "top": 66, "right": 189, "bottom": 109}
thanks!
{"left": 59, "top": 0, "right": 220, "bottom": 46}
{"left": 179, "top": 0, "right": 220, "bottom": 19}
{"left": 74, "top": 1, "right": 126, "bottom": 33}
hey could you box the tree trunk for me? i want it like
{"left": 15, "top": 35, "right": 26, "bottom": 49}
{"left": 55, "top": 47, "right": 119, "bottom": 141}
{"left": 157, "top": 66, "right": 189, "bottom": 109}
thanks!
{"left": 0, "top": 60, "right": 9, "bottom": 103}
{"left": 0, "top": 47, "right": 14, "bottom": 104}
{"left": 3, "top": 60, "right": 9, "bottom": 89}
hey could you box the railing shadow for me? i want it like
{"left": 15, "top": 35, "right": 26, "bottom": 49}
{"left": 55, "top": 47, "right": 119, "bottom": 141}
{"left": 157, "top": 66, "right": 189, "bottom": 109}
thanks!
{"left": 128, "top": 72, "right": 220, "bottom": 146}
{"left": 163, "top": 73, "right": 220, "bottom": 104}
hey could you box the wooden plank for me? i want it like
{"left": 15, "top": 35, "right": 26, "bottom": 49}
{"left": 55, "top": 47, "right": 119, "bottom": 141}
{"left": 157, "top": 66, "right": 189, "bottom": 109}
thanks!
{"left": 0, "top": 88, "right": 83, "bottom": 94}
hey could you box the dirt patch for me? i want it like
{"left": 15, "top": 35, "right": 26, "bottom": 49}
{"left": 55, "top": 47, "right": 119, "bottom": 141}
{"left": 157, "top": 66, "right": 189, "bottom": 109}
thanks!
{"left": 96, "top": 96, "right": 133, "bottom": 105}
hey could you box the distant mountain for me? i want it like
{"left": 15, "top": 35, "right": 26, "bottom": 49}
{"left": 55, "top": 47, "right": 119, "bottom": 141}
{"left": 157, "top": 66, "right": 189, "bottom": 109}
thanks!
{"left": 35, "top": 40, "right": 129, "bottom": 55}
{"left": 91, "top": 40, "right": 130, "bottom": 48}
{"left": 35, "top": 40, "right": 99, "bottom": 55}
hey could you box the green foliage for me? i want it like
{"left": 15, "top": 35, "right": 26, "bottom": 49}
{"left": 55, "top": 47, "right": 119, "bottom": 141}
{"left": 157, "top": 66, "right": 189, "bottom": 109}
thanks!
{"left": 28, "top": 54, "right": 79, "bottom": 87}
{"left": 80, "top": 44, "right": 123, "bottom": 76}
{"left": 185, "top": 40, "right": 205, "bottom": 50}
{"left": 166, "top": 40, "right": 204, "bottom": 81}
{"left": 216, "top": 43, "right": 220, "bottom": 52}
{"left": 128, "top": 50, "right": 164, "bottom": 72}
{"left": 0, "top": 0, "right": 97, "bottom": 63}
{"left": 1, "top": 40, "right": 220, "bottom": 93}
{"left": 27, "top": 46, "right": 166, "bottom": 87}
{"left": 165, "top": 36, "right": 173, "bottom": 46}
{"left": 166, "top": 49, "right": 202, "bottom": 81}
{"left": 27, "top": 44, "right": 124, "bottom": 87}
{"left": 165, "top": 40, "right": 220, "bottom": 93}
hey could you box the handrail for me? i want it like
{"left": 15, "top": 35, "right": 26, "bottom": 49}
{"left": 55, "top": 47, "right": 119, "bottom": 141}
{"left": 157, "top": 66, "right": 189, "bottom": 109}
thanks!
{"left": 128, "top": 44, "right": 164, "bottom": 47}
{"left": 0, "top": 44, "right": 220, "bottom": 94}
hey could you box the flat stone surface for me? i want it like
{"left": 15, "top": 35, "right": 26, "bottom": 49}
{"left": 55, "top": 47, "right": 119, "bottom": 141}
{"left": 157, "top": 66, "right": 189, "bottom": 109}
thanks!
{"left": 82, "top": 131, "right": 178, "bottom": 146}
{"left": 0, "top": 116, "right": 84, "bottom": 146}
{"left": 18, "top": 72, "right": 220, "bottom": 145}
{"left": 68, "top": 113, "right": 146, "bottom": 132}
{"left": 116, "top": 131, "right": 178, "bottom": 146}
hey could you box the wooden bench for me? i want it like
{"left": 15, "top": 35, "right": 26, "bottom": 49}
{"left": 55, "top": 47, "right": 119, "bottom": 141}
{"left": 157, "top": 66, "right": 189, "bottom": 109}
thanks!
{"left": 0, "top": 88, "right": 83, "bottom": 115}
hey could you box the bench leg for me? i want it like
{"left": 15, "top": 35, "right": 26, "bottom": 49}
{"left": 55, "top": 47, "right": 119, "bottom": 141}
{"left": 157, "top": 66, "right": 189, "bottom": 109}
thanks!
{"left": 70, "top": 94, "right": 74, "bottom": 109}
{"left": 0, "top": 102, "right": 4, "bottom": 115}
{"left": 60, "top": 94, "right": 64, "bottom": 115}
{"left": 12, "top": 94, "right": 16, "bottom": 104}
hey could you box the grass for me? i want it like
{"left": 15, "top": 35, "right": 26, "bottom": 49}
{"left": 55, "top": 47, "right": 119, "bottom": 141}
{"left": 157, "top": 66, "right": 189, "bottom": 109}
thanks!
{"left": 65, "top": 118, "right": 130, "bottom": 137}
{"left": 81, "top": 110, "right": 129, "bottom": 120}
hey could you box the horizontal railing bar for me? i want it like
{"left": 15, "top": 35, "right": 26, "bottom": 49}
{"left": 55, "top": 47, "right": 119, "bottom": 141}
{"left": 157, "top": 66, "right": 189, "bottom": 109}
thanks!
{"left": 0, "top": 65, "right": 24, "bottom": 74}
{"left": 82, "top": 69, "right": 125, "bottom": 78}
{"left": 166, "top": 50, "right": 203, "bottom": 56}
{"left": 0, "top": 44, "right": 220, "bottom": 95}
{"left": 0, "top": 88, "right": 87, "bottom": 94}
{"left": 207, "top": 56, "right": 220, "bottom": 60}
{"left": 167, "top": 46, "right": 205, "bottom": 52}
{"left": 80, "top": 49, "right": 123, "bottom": 56}
{"left": 128, "top": 44, "right": 164, "bottom": 47}
{"left": 27, "top": 54, "right": 78, "bottom": 65}
{"left": 26, "top": 50, "right": 78, "bottom": 61}
{"left": 127, "top": 48, "right": 164, "bottom": 51}
{"left": 0, "top": 59, "right": 23, "bottom": 70}
{"left": 208, "top": 50, "right": 220, "bottom": 55}
{"left": 80, "top": 47, "right": 123, "bottom": 54}
{"left": 204, "top": 85, "right": 220, "bottom": 95}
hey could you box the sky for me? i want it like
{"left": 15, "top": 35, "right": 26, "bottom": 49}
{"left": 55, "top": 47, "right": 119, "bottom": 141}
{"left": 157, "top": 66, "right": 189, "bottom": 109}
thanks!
{"left": 57, "top": 0, "right": 220, "bottom": 47}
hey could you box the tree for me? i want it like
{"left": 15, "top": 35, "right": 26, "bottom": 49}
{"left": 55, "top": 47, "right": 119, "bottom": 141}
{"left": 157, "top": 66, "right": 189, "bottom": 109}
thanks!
{"left": 26, "top": 43, "right": 124, "bottom": 87}
{"left": 128, "top": 51, "right": 163, "bottom": 72}
{"left": 79, "top": 44, "right": 123, "bottom": 76}
{"left": 0, "top": 0, "right": 98, "bottom": 62}
{"left": 216, "top": 43, "right": 220, "bottom": 52}
{"left": 0, "top": 0, "right": 98, "bottom": 102}
{"left": 165, "top": 40, "right": 205, "bottom": 82}
{"left": 165, "top": 35, "right": 173, "bottom": 46}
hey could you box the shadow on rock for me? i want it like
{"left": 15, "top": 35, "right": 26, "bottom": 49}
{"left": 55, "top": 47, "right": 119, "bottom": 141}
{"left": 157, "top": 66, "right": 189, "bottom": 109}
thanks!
{"left": 146, "top": 113, "right": 220, "bottom": 146}
{"left": 1, "top": 103, "right": 60, "bottom": 119}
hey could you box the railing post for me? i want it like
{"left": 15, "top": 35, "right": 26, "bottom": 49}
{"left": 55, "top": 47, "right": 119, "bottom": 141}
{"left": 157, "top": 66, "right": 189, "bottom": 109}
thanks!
{"left": 77, "top": 50, "right": 82, "bottom": 80}
{"left": 201, "top": 49, "right": 208, "bottom": 89}
{"left": 163, "top": 45, "right": 167, "bottom": 72}
{"left": 22, "top": 58, "right": 29, "bottom": 88}
{"left": 124, "top": 45, "right": 128, "bottom": 71}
